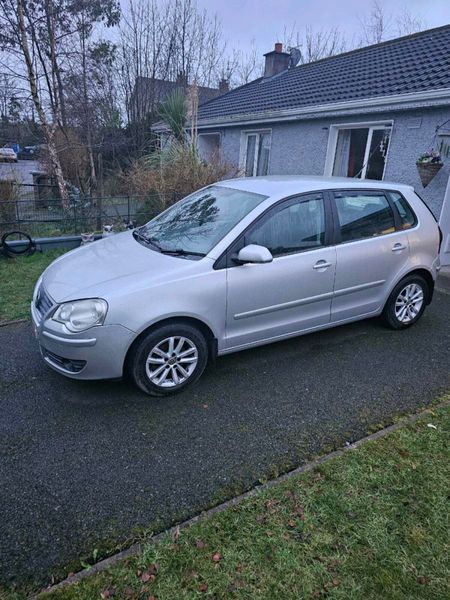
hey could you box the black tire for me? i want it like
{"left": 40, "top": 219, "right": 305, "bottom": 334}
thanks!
{"left": 382, "top": 274, "right": 429, "bottom": 330}
{"left": 127, "top": 322, "right": 208, "bottom": 396}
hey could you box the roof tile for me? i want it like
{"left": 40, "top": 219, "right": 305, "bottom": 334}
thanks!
{"left": 198, "top": 26, "right": 450, "bottom": 121}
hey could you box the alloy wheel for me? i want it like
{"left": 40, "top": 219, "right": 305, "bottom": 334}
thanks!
{"left": 145, "top": 336, "right": 198, "bottom": 388}
{"left": 394, "top": 283, "right": 424, "bottom": 324}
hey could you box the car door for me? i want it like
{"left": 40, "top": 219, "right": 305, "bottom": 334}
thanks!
{"left": 330, "top": 189, "right": 411, "bottom": 322}
{"left": 223, "top": 192, "right": 337, "bottom": 351}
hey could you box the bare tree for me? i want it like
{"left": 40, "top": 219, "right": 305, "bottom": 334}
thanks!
{"left": 0, "top": 0, "right": 69, "bottom": 206}
{"left": 118, "top": 0, "right": 174, "bottom": 153}
{"left": 223, "top": 41, "right": 263, "bottom": 86}
{"left": 119, "top": 0, "right": 226, "bottom": 141}
{"left": 60, "top": 1, "right": 120, "bottom": 195}
{"left": 0, "top": 72, "right": 21, "bottom": 119}
{"left": 358, "top": 1, "right": 426, "bottom": 46}
{"left": 396, "top": 8, "right": 426, "bottom": 36}
{"left": 302, "top": 26, "right": 347, "bottom": 63}
{"left": 359, "top": 0, "right": 391, "bottom": 45}
{"left": 280, "top": 23, "right": 346, "bottom": 64}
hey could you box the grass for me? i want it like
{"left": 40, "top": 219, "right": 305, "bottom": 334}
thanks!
{"left": 36, "top": 402, "right": 449, "bottom": 600}
{"left": 0, "top": 250, "right": 66, "bottom": 323}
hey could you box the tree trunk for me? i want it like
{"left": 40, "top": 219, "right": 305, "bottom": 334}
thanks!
{"left": 80, "top": 9, "right": 97, "bottom": 197}
{"left": 96, "top": 152, "right": 103, "bottom": 231}
{"left": 16, "top": 0, "right": 69, "bottom": 210}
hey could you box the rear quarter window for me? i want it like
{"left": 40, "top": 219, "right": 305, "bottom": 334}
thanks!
{"left": 387, "top": 191, "right": 417, "bottom": 229}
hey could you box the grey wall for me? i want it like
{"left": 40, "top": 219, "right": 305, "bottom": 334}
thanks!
{"left": 207, "top": 106, "right": 450, "bottom": 219}
{"left": 0, "top": 159, "right": 41, "bottom": 186}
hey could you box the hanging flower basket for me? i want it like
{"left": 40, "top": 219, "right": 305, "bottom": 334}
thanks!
{"left": 416, "top": 150, "right": 443, "bottom": 188}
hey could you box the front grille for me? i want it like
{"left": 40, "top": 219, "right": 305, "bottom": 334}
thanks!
{"left": 43, "top": 348, "right": 86, "bottom": 373}
{"left": 35, "top": 284, "right": 54, "bottom": 317}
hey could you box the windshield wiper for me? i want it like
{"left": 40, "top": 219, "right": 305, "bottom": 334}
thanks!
{"left": 133, "top": 230, "right": 205, "bottom": 257}
{"left": 133, "top": 228, "right": 162, "bottom": 252}
{"left": 159, "top": 248, "right": 206, "bottom": 257}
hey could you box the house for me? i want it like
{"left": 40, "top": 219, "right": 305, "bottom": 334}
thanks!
{"left": 129, "top": 72, "right": 229, "bottom": 124}
{"left": 191, "top": 26, "right": 450, "bottom": 265}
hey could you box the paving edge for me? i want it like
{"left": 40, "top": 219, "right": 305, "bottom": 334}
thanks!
{"left": 0, "top": 318, "right": 27, "bottom": 328}
{"left": 34, "top": 397, "right": 450, "bottom": 599}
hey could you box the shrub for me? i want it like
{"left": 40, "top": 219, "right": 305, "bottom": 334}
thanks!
{"left": 122, "top": 141, "right": 236, "bottom": 217}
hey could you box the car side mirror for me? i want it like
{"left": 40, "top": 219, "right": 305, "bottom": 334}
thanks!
{"left": 235, "top": 244, "right": 273, "bottom": 265}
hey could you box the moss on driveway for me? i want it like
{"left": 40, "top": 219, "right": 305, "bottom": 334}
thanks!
{"left": 40, "top": 403, "right": 450, "bottom": 600}
{"left": 0, "top": 250, "right": 65, "bottom": 323}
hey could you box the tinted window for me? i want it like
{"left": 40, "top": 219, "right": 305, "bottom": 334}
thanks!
{"left": 335, "top": 193, "right": 395, "bottom": 242}
{"left": 388, "top": 192, "right": 417, "bottom": 229}
{"left": 246, "top": 194, "right": 325, "bottom": 256}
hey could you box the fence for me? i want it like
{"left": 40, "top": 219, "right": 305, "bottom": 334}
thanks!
{"left": 0, "top": 183, "right": 171, "bottom": 238}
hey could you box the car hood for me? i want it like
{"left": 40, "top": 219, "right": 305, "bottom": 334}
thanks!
{"left": 42, "top": 231, "right": 208, "bottom": 302}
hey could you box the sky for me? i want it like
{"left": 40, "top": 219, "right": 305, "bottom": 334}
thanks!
{"left": 197, "top": 0, "right": 450, "bottom": 55}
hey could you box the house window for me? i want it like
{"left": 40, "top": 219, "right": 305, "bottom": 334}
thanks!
{"left": 243, "top": 131, "right": 271, "bottom": 176}
{"left": 332, "top": 125, "right": 391, "bottom": 180}
{"left": 198, "top": 133, "right": 221, "bottom": 162}
{"left": 158, "top": 131, "right": 173, "bottom": 151}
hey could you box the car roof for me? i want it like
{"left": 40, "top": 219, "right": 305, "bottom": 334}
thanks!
{"left": 215, "top": 175, "right": 413, "bottom": 197}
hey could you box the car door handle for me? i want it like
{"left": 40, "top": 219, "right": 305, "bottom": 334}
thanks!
{"left": 313, "top": 260, "right": 332, "bottom": 270}
{"left": 392, "top": 243, "right": 407, "bottom": 252}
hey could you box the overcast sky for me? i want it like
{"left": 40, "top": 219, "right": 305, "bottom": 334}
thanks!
{"left": 197, "top": 0, "right": 450, "bottom": 55}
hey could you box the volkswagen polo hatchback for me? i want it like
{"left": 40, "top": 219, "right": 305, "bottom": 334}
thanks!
{"left": 32, "top": 176, "right": 441, "bottom": 396}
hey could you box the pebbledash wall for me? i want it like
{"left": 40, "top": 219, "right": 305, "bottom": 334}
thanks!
{"left": 206, "top": 104, "right": 450, "bottom": 219}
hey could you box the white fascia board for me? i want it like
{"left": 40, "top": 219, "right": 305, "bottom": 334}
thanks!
{"left": 195, "top": 88, "right": 450, "bottom": 130}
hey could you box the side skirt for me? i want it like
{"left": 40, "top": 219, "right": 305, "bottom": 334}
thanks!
{"left": 218, "top": 309, "right": 382, "bottom": 356}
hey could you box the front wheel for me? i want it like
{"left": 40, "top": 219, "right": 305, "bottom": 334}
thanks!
{"left": 127, "top": 323, "right": 208, "bottom": 396}
{"left": 382, "top": 275, "right": 429, "bottom": 330}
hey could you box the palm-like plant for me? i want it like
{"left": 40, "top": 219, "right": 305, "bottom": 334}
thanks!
{"left": 157, "top": 90, "right": 187, "bottom": 143}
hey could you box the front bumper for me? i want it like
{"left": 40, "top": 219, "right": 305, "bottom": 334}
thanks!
{"left": 31, "top": 300, "right": 136, "bottom": 380}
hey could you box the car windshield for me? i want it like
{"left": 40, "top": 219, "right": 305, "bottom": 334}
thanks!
{"left": 137, "top": 185, "right": 267, "bottom": 257}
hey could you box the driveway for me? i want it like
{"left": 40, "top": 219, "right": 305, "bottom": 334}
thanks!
{"left": 1, "top": 291, "right": 450, "bottom": 591}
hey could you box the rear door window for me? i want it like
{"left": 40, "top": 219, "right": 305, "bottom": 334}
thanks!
{"left": 334, "top": 192, "right": 396, "bottom": 242}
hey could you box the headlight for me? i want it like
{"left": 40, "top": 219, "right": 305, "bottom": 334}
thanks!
{"left": 52, "top": 299, "right": 108, "bottom": 332}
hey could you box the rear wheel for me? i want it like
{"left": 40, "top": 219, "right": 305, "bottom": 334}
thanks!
{"left": 382, "top": 275, "right": 429, "bottom": 330}
{"left": 128, "top": 323, "right": 208, "bottom": 396}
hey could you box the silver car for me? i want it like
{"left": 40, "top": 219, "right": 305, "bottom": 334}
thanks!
{"left": 31, "top": 176, "right": 441, "bottom": 396}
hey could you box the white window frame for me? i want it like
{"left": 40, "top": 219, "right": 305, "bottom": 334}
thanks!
{"left": 158, "top": 131, "right": 173, "bottom": 151}
{"left": 239, "top": 129, "right": 272, "bottom": 176}
{"left": 324, "top": 120, "right": 393, "bottom": 180}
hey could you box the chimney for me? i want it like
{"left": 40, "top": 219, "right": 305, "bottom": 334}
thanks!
{"left": 263, "top": 42, "right": 290, "bottom": 78}
{"left": 218, "top": 78, "right": 229, "bottom": 94}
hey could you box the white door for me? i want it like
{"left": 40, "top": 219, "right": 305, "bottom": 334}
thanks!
{"left": 439, "top": 174, "right": 450, "bottom": 266}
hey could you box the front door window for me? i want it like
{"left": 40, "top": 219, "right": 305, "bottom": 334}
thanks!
{"left": 246, "top": 194, "right": 326, "bottom": 255}
{"left": 332, "top": 126, "right": 391, "bottom": 180}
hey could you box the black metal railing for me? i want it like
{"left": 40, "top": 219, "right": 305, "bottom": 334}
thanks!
{"left": 0, "top": 186, "right": 172, "bottom": 238}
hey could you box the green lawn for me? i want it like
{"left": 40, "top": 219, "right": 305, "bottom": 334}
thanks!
{"left": 39, "top": 402, "right": 449, "bottom": 600}
{"left": 0, "top": 250, "right": 66, "bottom": 323}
